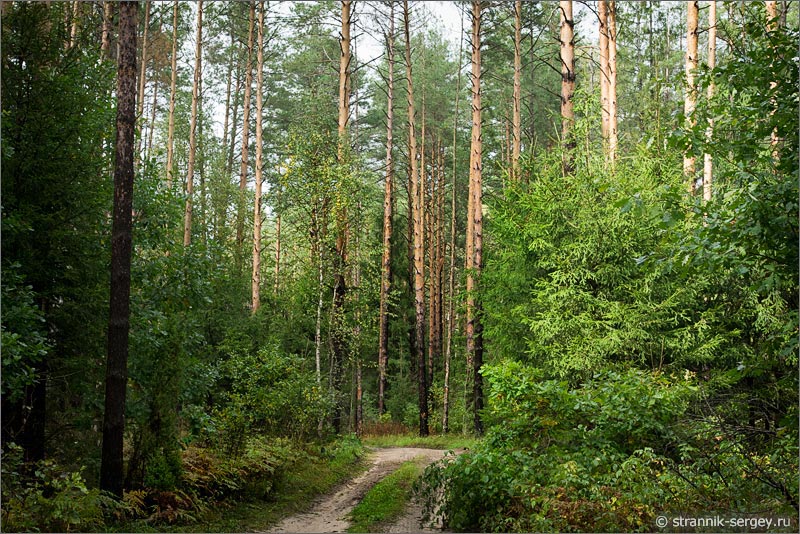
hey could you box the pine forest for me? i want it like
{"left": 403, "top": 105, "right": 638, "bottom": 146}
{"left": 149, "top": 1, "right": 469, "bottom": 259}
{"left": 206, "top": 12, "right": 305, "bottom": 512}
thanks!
{"left": 1, "top": 1, "right": 798, "bottom": 532}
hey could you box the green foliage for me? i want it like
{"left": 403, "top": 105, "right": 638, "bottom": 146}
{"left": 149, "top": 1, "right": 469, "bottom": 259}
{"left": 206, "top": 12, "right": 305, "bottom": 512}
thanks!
{"left": 1, "top": 444, "right": 112, "bottom": 532}
{"left": 348, "top": 461, "right": 422, "bottom": 533}
{"left": 0, "top": 267, "right": 51, "bottom": 405}
{"left": 213, "top": 341, "right": 329, "bottom": 451}
{"left": 420, "top": 365, "right": 797, "bottom": 532}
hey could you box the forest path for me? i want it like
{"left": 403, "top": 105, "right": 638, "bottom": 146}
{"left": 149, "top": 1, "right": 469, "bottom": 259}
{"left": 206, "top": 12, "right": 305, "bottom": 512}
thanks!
{"left": 265, "top": 447, "right": 450, "bottom": 533}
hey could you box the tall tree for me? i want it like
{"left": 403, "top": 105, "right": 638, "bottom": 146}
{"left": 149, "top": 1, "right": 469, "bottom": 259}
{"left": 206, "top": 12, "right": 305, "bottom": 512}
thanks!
{"left": 237, "top": 1, "right": 256, "bottom": 254}
{"left": 404, "top": 0, "right": 429, "bottom": 437}
{"left": 378, "top": 0, "right": 395, "bottom": 416}
{"left": 252, "top": 0, "right": 265, "bottom": 313}
{"left": 511, "top": 0, "right": 522, "bottom": 180}
{"left": 183, "top": 0, "right": 202, "bottom": 247}
{"left": 703, "top": 0, "right": 716, "bottom": 201}
{"left": 466, "top": 0, "right": 484, "bottom": 435}
{"left": 684, "top": 0, "right": 699, "bottom": 192}
{"left": 443, "top": 6, "right": 465, "bottom": 434}
{"left": 165, "top": 0, "right": 178, "bottom": 186}
{"left": 100, "top": 0, "right": 138, "bottom": 498}
{"left": 331, "top": 0, "right": 352, "bottom": 433}
{"left": 559, "top": 0, "right": 575, "bottom": 172}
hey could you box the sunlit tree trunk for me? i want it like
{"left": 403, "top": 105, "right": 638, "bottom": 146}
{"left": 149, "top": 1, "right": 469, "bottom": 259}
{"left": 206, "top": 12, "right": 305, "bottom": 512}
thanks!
{"left": 766, "top": 1, "right": 779, "bottom": 157}
{"left": 69, "top": 0, "right": 80, "bottom": 48}
{"left": 466, "top": 0, "right": 484, "bottom": 436}
{"left": 684, "top": 0, "right": 699, "bottom": 192}
{"left": 607, "top": 0, "right": 618, "bottom": 163}
{"left": 378, "top": 0, "right": 395, "bottom": 416}
{"left": 512, "top": 1, "right": 522, "bottom": 181}
{"left": 252, "top": 1, "right": 265, "bottom": 313}
{"left": 404, "top": 0, "right": 429, "bottom": 437}
{"left": 559, "top": 0, "right": 575, "bottom": 173}
{"left": 237, "top": 1, "right": 256, "bottom": 254}
{"left": 145, "top": 62, "right": 158, "bottom": 159}
{"left": 599, "top": 0, "right": 610, "bottom": 142}
{"left": 100, "top": 0, "right": 137, "bottom": 498}
{"left": 222, "top": 20, "right": 235, "bottom": 166}
{"left": 166, "top": 0, "right": 178, "bottom": 187}
{"left": 184, "top": 0, "right": 203, "bottom": 247}
{"left": 703, "top": 0, "right": 716, "bottom": 202}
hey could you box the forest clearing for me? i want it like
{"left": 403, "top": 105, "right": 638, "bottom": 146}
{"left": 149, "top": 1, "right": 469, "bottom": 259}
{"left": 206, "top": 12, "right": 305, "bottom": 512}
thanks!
{"left": 1, "top": 0, "right": 798, "bottom": 532}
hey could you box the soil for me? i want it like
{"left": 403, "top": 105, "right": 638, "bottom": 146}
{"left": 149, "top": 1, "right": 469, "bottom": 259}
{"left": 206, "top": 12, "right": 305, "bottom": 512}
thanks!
{"left": 265, "top": 447, "right": 451, "bottom": 533}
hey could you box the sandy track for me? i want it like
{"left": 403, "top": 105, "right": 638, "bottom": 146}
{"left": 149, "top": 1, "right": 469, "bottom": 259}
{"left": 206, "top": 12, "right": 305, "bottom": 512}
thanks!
{"left": 265, "top": 447, "right": 449, "bottom": 533}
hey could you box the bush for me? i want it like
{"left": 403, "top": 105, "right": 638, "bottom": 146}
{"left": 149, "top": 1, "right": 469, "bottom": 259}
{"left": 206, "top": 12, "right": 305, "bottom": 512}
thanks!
{"left": 1, "top": 443, "right": 112, "bottom": 532}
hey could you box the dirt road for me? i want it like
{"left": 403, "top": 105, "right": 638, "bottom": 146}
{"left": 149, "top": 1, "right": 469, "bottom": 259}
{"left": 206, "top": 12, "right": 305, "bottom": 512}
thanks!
{"left": 266, "top": 447, "right": 449, "bottom": 533}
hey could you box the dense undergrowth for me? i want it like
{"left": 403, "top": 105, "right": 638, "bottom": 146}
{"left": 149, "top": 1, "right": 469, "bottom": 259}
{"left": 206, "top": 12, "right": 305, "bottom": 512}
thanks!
{"left": 1, "top": 435, "right": 364, "bottom": 532}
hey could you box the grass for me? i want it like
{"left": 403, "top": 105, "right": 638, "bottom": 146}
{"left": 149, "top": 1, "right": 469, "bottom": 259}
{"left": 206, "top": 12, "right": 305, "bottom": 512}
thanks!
{"left": 361, "top": 433, "right": 479, "bottom": 451}
{"left": 346, "top": 460, "right": 422, "bottom": 533}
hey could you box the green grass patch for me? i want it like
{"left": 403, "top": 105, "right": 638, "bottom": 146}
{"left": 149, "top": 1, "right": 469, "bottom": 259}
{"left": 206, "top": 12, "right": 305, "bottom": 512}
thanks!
{"left": 346, "top": 461, "right": 422, "bottom": 533}
{"left": 361, "top": 433, "right": 479, "bottom": 451}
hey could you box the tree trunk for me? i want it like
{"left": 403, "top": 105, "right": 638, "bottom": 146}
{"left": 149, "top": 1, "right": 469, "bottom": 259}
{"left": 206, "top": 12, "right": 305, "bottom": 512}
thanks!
{"left": 684, "top": 0, "right": 699, "bottom": 192}
{"left": 183, "top": 0, "right": 202, "bottom": 247}
{"left": 100, "top": 0, "right": 137, "bottom": 498}
{"left": 378, "top": 1, "right": 395, "bottom": 416}
{"left": 101, "top": 1, "right": 113, "bottom": 59}
{"left": 511, "top": 0, "right": 522, "bottom": 181}
{"left": 222, "top": 18, "right": 234, "bottom": 164}
{"left": 466, "top": 0, "right": 484, "bottom": 436}
{"left": 166, "top": 0, "right": 178, "bottom": 187}
{"left": 599, "top": 0, "right": 609, "bottom": 142}
{"left": 404, "top": 0, "right": 429, "bottom": 437}
{"left": 703, "top": 0, "right": 716, "bottom": 202}
{"left": 607, "top": 1, "right": 618, "bottom": 163}
{"left": 252, "top": 0, "right": 265, "bottom": 313}
{"left": 443, "top": 10, "right": 464, "bottom": 434}
{"left": 136, "top": 0, "right": 151, "bottom": 164}
{"left": 330, "top": 0, "right": 353, "bottom": 433}
{"left": 69, "top": 0, "right": 80, "bottom": 48}
{"left": 237, "top": 1, "right": 256, "bottom": 254}
{"left": 228, "top": 65, "right": 242, "bottom": 176}
{"left": 559, "top": 0, "right": 575, "bottom": 173}
{"left": 145, "top": 66, "right": 158, "bottom": 160}
{"left": 274, "top": 185, "right": 282, "bottom": 295}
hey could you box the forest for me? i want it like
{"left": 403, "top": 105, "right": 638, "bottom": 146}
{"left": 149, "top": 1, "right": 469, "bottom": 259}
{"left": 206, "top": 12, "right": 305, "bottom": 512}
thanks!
{"left": 1, "top": 0, "right": 798, "bottom": 532}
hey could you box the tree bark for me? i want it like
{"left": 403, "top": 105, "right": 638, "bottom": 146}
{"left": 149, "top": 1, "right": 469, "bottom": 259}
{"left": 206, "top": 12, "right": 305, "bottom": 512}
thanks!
{"left": 183, "top": 0, "right": 202, "bottom": 247}
{"left": 166, "top": 0, "right": 178, "bottom": 187}
{"left": 252, "top": 0, "right": 265, "bottom": 313}
{"left": 222, "top": 18, "right": 235, "bottom": 164}
{"left": 703, "top": 0, "right": 716, "bottom": 202}
{"left": 684, "top": 0, "right": 699, "bottom": 192}
{"left": 237, "top": 1, "right": 256, "bottom": 253}
{"left": 145, "top": 65, "right": 158, "bottom": 160}
{"left": 559, "top": 0, "right": 575, "bottom": 173}
{"left": 404, "top": 0, "right": 429, "bottom": 437}
{"left": 100, "top": 0, "right": 137, "bottom": 498}
{"left": 466, "top": 0, "right": 484, "bottom": 436}
{"left": 511, "top": 0, "right": 522, "bottom": 181}
{"left": 378, "top": 1, "right": 395, "bottom": 416}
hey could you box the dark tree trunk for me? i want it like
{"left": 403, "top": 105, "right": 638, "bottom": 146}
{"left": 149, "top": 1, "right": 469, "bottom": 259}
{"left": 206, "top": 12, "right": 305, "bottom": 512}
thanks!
{"left": 100, "top": 0, "right": 138, "bottom": 498}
